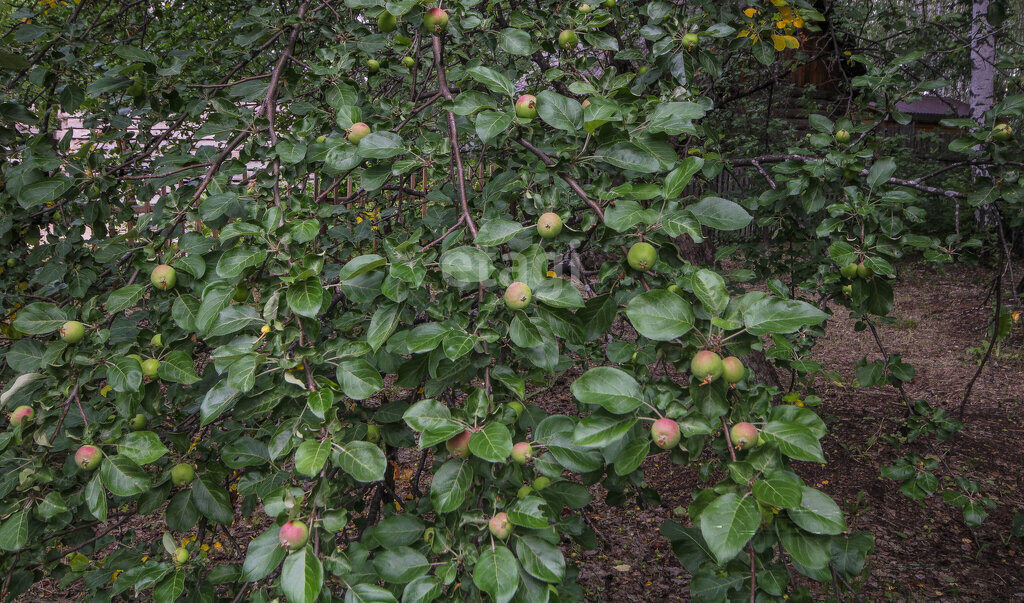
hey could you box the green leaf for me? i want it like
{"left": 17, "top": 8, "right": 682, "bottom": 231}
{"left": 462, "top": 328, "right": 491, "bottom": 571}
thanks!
{"left": 100, "top": 455, "right": 150, "bottom": 497}
{"left": 192, "top": 475, "right": 234, "bottom": 524}
{"left": 469, "top": 423, "right": 513, "bottom": 462}
{"left": 281, "top": 547, "right": 323, "bottom": 603}
{"left": 440, "top": 246, "right": 493, "bottom": 283}
{"left": 572, "top": 415, "right": 635, "bottom": 448}
{"left": 107, "top": 357, "right": 143, "bottom": 393}
{"left": 338, "top": 254, "right": 387, "bottom": 281}
{"left": 595, "top": 142, "right": 662, "bottom": 173}
{"left": 498, "top": 28, "right": 533, "bottom": 55}
{"left": 336, "top": 359, "right": 383, "bottom": 400}
{"left": 287, "top": 279, "right": 324, "bottom": 318}
{"left": 373, "top": 546, "right": 430, "bottom": 583}
{"left": 157, "top": 351, "right": 201, "bottom": 384}
{"left": 467, "top": 66, "right": 515, "bottom": 97}
{"left": 118, "top": 431, "right": 169, "bottom": 465}
{"left": 624, "top": 289, "right": 695, "bottom": 340}
{"left": 867, "top": 157, "right": 897, "bottom": 188}
{"left": 374, "top": 515, "right": 425, "bottom": 548}
{"left": 515, "top": 534, "right": 565, "bottom": 583}
{"left": 0, "top": 510, "right": 29, "bottom": 552}
{"left": 603, "top": 200, "right": 659, "bottom": 232}
{"left": 475, "top": 111, "right": 514, "bottom": 142}
{"left": 307, "top": 389, "right": 334, "bottom": 419}
{"left": 358, "top": 132, "right": 405, "bottom": 159}
{"left": 534, "top": 278, "right": 585, "bottom": 308}
{"left": 570, "top": 367, "right": 643, "bottom": 414}
{"left": 743, "top": 298, "right": 827, "bottom": 335}
{"left": 85, "top": 474, "right": 107, "bottom": 522}
{"left": 153, "top": 570, "right": 185, "bottom": 603}
{"left": 698, "top": 493, "right": 760, "bottom": 564}
{"left": 106, "top": 284, "right": 147, "bottom": 314}
{"left": 663, "top": 156, "right": 704, "bottom": 198}
{"left": 648, "top": 102, "right": 705, "bottom": 135}
{"left": 336, "top": 441, "right": 387, "bottom": 482}
{"left": 295, "top": 440, "right": 332, "bottom": 476}
{"left": 402, "top": 576, "right": 441, "bottom": 603}
{"left": 216, "top": 246, "right": 266, "bottom": 278}
{"left": 787, "top": 487, "right": 847, "bottom": 535}
{"left": 200, "top": 381, "right": 241, "bottom": 426}
{"left": 687, "top": 197, "right": 752, "bottom": 230}
{"left": 430, "top": 460, "right": 471, "bottom": 513}
{"left": 752, "top": 473, "right": 803, "bottom": 508}
{"left": 536, "top": 90, "right": 583, "bottom": 132}
{"left": 475, "top": 219, "right": 524, "bottom": 246}
{"left": 507, "top": 497, "right": 550, "bottom": 529}
{"left": 367, "top": 303, "right": 401, "bottom": 351}
{"left": 691, "top": 269, "right": 729, "bottom": 316}
{"left": 760, "top": 421, "right": 825, "bottom": 463}
{"left": 241, "top": 526, "right": 287, "bottom": 581}
{"left": 17, "top": 177, "right": 72, "bottom": 208}
{"left": 11, "top": 302, "right": 67, "bottom": 334}
{"left": 473, "top": 546, "right": 519, "bottom": 603}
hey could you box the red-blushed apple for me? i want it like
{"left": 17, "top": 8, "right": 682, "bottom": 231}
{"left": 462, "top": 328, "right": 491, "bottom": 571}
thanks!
{"left": 721, "top": 356, "right": 745, "bottom": 384}
{"left": 691, "top": 350, "right": 723, "bottom": 382}
{"left": 150, "top": 264, "right": 176, "bottom": 290}
{"left": 537, "top": 212, "right": 562, "bottom": 238}
{"left": 626, "top": 242, "right": 657, "bottom": 271}
{"left": 856, "top": 262, "right": 873, "bottom": 279}
{"left": 835, "top": 129, "right": 851, "bottom": 143}
{"left": 504, "top": 282, "right": 532, "bottom": 310}
{"left": 60, "top": 320, "right": 85, "bottom": 343}
{"left": 446, "top": 429, "right": 471, "bottom": 458}
{"left": 174, "top": 547, "right": 189, "bottom": 565}
{"left": 515, "top": 94, "right": 538, "bottom": 119}
{"left": 279, "top": 520, "right": 309, "bottom": 551}
{"left": 488, "top": 512, "right": 512, "bottom": 539}
{"left": 511, "top": 442, "right": 533, "bottom": 464}
{"left": 10, "top": 405, "right": 33, "bottom": 426}
{"left": 650, "top": 418, "right": 681, "bottom": 449}
{"left": 75, "top": 445, "right": 102, "bottom": 471}
{"left": 347, "top": 122, "right": 371, "bottom": 144}
{"left": 730, "top": 422, "right": 759, "bottom": 450}
{"left": 424, "top": 7, "right": 448, "bottom": 33}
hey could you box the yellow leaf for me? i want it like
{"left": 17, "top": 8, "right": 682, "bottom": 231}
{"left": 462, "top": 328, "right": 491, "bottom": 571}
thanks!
{"left": 743, "top": 8, "right": 758, "bottom": 18}
{"left": 784, "top": 35, "right": 800, "bottom": 49}
{"left": 772, "top": 34, "right": 786, "bottom": 52}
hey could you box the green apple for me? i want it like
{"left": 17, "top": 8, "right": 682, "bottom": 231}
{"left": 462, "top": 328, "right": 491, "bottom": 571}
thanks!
{"left": 347, "top": 122, "right": 371, "bottom": 144}
{"left": 60, "top": 320, "right": 85, "bottom": 344}
{"left": 141, "top": 358, "right": 160, "bottom": 378}
{"left": 150, "top": 264, "right": 177, "bottom": 291}
{"left": 504, "top": 282, "right": 532, "bottom": 310}
{"left": 171, "top": 463, "right": 194, "bottom": 486}
{"left": 378, "top": 11, "right": 397, "bottom": 33}
{"left": 626, "top": 242, "right": 657, "bottom": 271}
{"left": 130, "top": 414, "right": 148, "bottom": 431}
{"left": 515, "top": 94, "right": 538, "bottom": 119}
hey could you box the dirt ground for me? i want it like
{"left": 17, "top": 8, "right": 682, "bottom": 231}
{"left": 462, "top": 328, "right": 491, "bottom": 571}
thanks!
{"left": 550, "top": 262, "right": 1024, "bottom": 601}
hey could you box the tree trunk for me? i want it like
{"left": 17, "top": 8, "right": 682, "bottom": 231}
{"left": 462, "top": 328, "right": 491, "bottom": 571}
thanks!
{"left": 970, "top": 0, "right": 997, "bottom": 228}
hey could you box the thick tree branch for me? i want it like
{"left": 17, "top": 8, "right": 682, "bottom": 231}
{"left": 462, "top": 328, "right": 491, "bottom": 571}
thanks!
{"left": 431, "top": 34, "right": 477, "bottom": 237}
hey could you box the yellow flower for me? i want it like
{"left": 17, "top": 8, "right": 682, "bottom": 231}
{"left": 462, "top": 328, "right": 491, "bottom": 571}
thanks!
{"left": 141, "top": 556, "right": 148, "bottom": 563}
{"left": 261, "top": 325, "right": 271, "bottom": 334}
{"left": 112, "top": 569, "right": 123, "bottom": 582}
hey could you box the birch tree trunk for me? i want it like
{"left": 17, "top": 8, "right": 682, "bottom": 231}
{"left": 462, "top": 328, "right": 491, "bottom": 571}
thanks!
{"left": 970, "top": 0, "right": 997, "bottom": 228}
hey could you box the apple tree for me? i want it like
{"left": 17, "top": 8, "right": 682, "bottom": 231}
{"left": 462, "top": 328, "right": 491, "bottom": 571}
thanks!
{"left": 1, "top": 0, "right": 1021, "bottom": 601}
